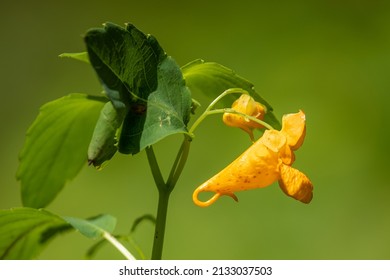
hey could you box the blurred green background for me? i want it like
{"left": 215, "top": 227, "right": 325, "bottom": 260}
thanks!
{"left": 1, "top": 0, "right": 389, "bottom": 259}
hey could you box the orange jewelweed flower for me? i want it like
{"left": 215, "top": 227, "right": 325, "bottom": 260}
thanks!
{"left": 193, "top": 110, "right": 313, "bottom": 207}
{"left": 222, "top": 93, "right": 266, "bottom": 141}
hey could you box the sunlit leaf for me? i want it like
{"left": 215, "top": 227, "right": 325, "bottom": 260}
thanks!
{"left": 0, "top": 208, "right": 70, "bottom": 259}
{"left": 182, "top": 59, "right": 280, "bottom": 129}
{"left": 63, "top": 214, "right": 116, "bottom": 239}
{"left": 16, "top": 94, "right": 106, "bottom": 208}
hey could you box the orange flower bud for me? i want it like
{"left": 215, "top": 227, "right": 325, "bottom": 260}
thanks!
{"left": 223, "top": 94, "right": 266, "bottom": 141}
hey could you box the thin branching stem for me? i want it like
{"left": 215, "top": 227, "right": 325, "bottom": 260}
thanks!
{"left": 189, "top": 88, "right": 247, "bottom": 135}
{"left": 166, "top": 135, "right": 191, "bottom": 191}
{"left": 147, "top": 136, "right": 191, "bottom": 260}
{"left": 146, "top": 146, "right": 165, "bottom": 191}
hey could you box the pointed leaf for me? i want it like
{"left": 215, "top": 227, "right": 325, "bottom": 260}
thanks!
{"left": 63, "top": 214, "right": 116, "bottom": 239}
{"left": 182, "top": 59, "right": 280, "bottom": 129}
{"left": 16, "top": 94, "right": 106, "bottom": 208}
{"left": 0, "top": 208, "right": 70, "bottom": 260}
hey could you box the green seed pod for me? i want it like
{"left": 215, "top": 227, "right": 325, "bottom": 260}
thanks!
{"left": 88, "top": 101, "right": 126, "bottom": 169}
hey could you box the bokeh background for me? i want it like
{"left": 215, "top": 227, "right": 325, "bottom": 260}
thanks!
{"left": 1, "top": 0, "right": 389, "bottom": 259}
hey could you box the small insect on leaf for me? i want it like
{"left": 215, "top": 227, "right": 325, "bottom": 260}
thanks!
{"left": 130, "top": 103, "right": 147, "bottom": 115}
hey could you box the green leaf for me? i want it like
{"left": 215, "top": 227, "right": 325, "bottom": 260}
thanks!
{"left": 59, "top": 52, "right": 90, "bottom": 64}
{"left": 85, "top": 22, "right": 165, "bottom": 110}
{"left": 0, "top": 208, "right": 120, "bottom": 259}
{"left": 63, "top": 214, "right": 116, "bottom": 239}
{"left": 0, "top": 208, "right": 70, "bottom": 259}
{"left": 182, "top": 59, "right": 281, "bottom": 129}
{"left": 119, "top": 56, "right": 192, "bottom": 153}
{"left": 16, "top": 94, "right": 106, "bottom": 208}
{"left": 85, "top": 22, "right": 191, "bottom": 155}
{"left": 63, "top": 215, "right": 135, "bottom": 260}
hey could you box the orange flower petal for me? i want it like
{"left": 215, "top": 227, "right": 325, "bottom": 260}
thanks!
{"left": 278, "top": 164, "right": 313, "bottom": 204}
{"left": 280, "top": 110, "right": 306, "bottom": 150}
{"left": 193, "top": 136, "right": 280, "bottom": 207}
{"left": 195, "top": 109, "right": 312, "bottom": 207}
{"left": 258, "top": 129, "right": 295, "bottom": 165}
{"left": 259, "top": 130, "right": 287, "bottom": 153}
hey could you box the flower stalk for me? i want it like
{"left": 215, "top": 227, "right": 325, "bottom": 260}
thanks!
{"left": 189, "top": 88, "right": 273, "bottom": 135}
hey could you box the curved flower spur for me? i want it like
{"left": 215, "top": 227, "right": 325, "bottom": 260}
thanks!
{"left": 193, "top": 110, "right": 313, "bottom": 207}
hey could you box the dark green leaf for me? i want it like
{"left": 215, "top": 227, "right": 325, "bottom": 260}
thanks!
{"left": 182, "top": 59, "right": 281, "bottom": 129}
{"left": 85, "top": 22, "right": 191, "bottom": 155}
{"left": 16, "top": 94, "right": 106, "bottom": 208}
{"left": 0, "top": 208, "right": 70, "bottom": 260}
{"left": 119, "top": 56, "right": 192, "bottom": 153}
{"left": 63, "top": 214, "right": 116, "bottom": 239}
{"left": 85, "top": 22, "right": 166, "bottom": 110}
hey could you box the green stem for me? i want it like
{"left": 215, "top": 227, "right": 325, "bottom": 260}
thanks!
{"left": 206, "top": 87, "right": 246, "bottom": 111}
{"left": 146, "top": 146, "right": 169, "bottom": 259}
{"left": 166, "top": 139, "right": 185, "bottom": 188}
{"left": 146, "top": 146, "right": 165, "bottom": 191}
{"left": 146, "top": 137, "right": 191, "bottom": 260}
{"left": 189, "top": 87, "right": 275, "bottom": 135}
{"left": 166, "top": 136, "right": 191, "bottom": 190}
{"left": 190, "top": 107, "right": 274, "bottom": 135}
{"left": 189, "top": 88, "right": 246, "bottom": 136}
{"left": 151, "top": 189, "right": 170, "bottom": 260}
